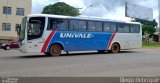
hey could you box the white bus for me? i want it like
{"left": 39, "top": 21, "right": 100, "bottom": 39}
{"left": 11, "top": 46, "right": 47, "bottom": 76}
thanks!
{"left": 18, "top": 14, "right": 142, "bottom": 56}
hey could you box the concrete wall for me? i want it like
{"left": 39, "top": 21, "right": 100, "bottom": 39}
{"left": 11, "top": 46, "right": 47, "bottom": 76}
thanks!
{"left": 0, "top": 0, "right": 31, "bottom": 40}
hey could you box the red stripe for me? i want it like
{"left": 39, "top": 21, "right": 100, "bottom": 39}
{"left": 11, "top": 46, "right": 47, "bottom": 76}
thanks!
{"left": 41, "top": 30, "right": 55, "bottom": 53}
{"left": 107, "top": 33, "right": 116, "bottom": 50}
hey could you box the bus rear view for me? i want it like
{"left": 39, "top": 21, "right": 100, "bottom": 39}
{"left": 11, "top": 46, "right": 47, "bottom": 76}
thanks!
{"left": 18, "top": 14, "right": 142, "bottom": 57}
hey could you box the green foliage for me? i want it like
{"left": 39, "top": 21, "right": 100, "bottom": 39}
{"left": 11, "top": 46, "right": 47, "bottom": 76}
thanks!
{"left": 42, "top": 2, "right": 80, "bottom": 16}
{"left": 142, "top": 42, "right": 160, "bottom": 48}
{"left": 132, "top": 19, "right": 157, "bottom": 36}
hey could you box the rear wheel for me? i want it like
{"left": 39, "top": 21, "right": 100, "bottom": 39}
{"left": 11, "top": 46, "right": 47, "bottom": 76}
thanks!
{"left": 110, "top": 43, "right": 120, "bottom": 53}
{"left": 49, "top": 44, "right": 62, "bottom": 57}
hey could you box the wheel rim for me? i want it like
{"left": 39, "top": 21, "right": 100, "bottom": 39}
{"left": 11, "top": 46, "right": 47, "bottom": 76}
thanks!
{"left": 50, "top": 45, "right": 62, "bottom": 57}
{"left": 111, "top": 43, "right": 119, "bottom": 53}
{"left": 6, "top": 46, "right": 10, "bottom": 50}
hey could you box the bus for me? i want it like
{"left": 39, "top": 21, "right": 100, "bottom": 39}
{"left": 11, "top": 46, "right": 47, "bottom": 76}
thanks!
{"left": 18, "top": 14, "right": 142, "bottom": 57}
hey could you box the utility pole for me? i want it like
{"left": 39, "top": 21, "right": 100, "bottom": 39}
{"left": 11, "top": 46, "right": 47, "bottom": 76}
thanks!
{"left": 81, "top": 5, "right": 93, "bottom": 15}
{"left": 158, "top": 0, "right": 160, "bottom": 42}
{"left": 76, "top": 7, "right": 83, "bottom": 16}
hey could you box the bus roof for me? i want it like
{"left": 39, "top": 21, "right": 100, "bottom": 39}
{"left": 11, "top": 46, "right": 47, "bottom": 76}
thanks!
{"left": 27, "top": 14, "right": 141, "bottom": 25}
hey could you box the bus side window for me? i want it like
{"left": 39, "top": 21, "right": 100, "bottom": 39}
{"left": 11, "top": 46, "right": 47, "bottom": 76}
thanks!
{"left": 117, "top": 23, "right": 124, "bottom": 33}
{"left": 104, "top": 22, "right": 110, "bottom": 32}
{"left": 79, "top": 21, "right": 87, "bottom": 31}
{"left": 123, "top": 24, "right": 130, "bottom": 33}
{"left": 69, "top": 20, "right": 78, "bottom": 31}
{"left": 95, "top": 22, "right": 102, "bottom": 32}
{"left": 48, "top": 18, "right": 59, "bottom": 30}
{"left": 88, "top": 21, "right": 96, "bottom": 31}
{"left": 110, "top": 23, "right": 116, "bottom": 32}
{"left": 130, "top": 24, "right": 140, "bottom": 33}
{"left": 58, "top": 19, "right": 68, "bottom": 31}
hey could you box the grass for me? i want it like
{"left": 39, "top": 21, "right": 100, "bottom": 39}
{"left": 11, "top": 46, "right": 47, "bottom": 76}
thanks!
{"left": 142, "top": 42, "right": 160, "bottom": 48}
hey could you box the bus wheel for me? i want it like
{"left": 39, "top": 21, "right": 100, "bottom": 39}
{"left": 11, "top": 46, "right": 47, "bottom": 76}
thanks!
{"left": 110, "top": 43, "right": 120, "bottom": 53}
{"left": 49, "top": 44, "right": 62, "bottom": 57}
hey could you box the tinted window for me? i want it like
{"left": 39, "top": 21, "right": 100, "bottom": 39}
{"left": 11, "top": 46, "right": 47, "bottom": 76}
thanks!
{"left": 123, "top": 24, "right": 130, "bottom": 33}
{"left": 28, "top": 17, "right": 45, "bottom": 40}
{"left": 88, "top": 21, "right": 96, "bottom": 31}
{"left": 95, "top": 22, "right": 102, "bottom": 32}
{"left": 79, "top": 21, "right": 87, "bottom": 31}
{"left": 58, "top": 19, "right": 68, "bottom": 31}
{"left": 110, "top": 23, "right": 116, "bottom": 32}
{"left": 117, "top": 23, "right": 124, "bottom": 33}
{"left": 48, "top": 18, "right": 68, "bottom": 31}
{"left": 130, "top": 24, "right": 140, "bottom": 33}
{"left": 104, "top": 22, "right": 116, "bottom": 32}
{"left": 69, "top": 20, "right": 78, "bottom": 31}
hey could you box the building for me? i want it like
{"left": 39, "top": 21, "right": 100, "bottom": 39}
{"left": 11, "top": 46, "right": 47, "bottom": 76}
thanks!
{"left": 0, "top": 0, "right": 31, "bottom": 43}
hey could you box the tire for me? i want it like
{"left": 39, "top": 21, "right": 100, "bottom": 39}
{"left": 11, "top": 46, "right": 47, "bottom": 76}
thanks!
{"left": 49, "top": 44, "right": 62, "bottom": 57}
{"left": 110, "top": 43, "right": 120, "bottom": 53}
{"left": 5, "top": 46, "right": 11, "bottom": 50}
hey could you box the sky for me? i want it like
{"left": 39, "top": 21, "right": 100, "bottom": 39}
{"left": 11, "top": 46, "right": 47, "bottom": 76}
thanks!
{"left": 32, "top": 0, "right": 159, "bottom": 22}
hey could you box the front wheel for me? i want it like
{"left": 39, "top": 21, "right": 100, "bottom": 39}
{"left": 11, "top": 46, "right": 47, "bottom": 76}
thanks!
{"left": 5, "top": 46, "right": 11, "bottom": 50}
{"left": 110, "top": 43, "right": 120, "bottom": 53}
{"left": 49, "top": 44, "right": 62, "bottom": 57}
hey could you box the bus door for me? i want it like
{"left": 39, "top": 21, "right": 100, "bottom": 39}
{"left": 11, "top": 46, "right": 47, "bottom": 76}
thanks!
{"left": 27, "top": 17, "right": 45, "bottom": 52}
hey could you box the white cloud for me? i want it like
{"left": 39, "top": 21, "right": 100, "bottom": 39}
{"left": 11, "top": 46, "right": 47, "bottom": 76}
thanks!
{"left": 32, "top": 0, "right": 158, "bottom": 22}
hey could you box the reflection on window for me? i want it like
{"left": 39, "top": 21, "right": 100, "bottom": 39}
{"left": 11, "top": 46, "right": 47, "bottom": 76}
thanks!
{"left": 95, "top": 22, "right": 102, "bottom": 32}
{"left": 79, "top": 21, "right": 86, "bottom": 31}
{"left": 104, "top": 22, "right": 116, "bottom": 32}
{"left": 48, "top": 18, "right": 68, "bottom": 31}
{"left": 69, "top": 20, "right": 78, "bottom": 31}
{"left": 124, "top": 25, "right": 130, "bottom": 33}
{"left": 88, "top": 21, "right": 96, "bottom": 31}
{"left": 3, "top": 6, "right": 11, "bottom": 15}
{"left": 2, "top": 23, "right": 11, "bottom": 31}
{"left": 130, "top": 24, "right": 140, "bottom": 33}
{"left": 16, "top": 8, "right": 24, "bottom": 16}
{"left": 117, "top": 24, "right": 124, "bottom": 33}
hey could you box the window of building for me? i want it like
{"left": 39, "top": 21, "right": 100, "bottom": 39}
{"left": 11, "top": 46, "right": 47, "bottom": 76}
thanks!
{"left": 16, "top": 8, "right": 24, "bottom": 16}
{"left": 3, "top": 6, "right": 11, "bottom": 15}
{"left": 2, "top": 23, "right": 11, "bottom": 31}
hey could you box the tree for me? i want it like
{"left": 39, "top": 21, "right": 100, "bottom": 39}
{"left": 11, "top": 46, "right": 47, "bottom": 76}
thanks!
{"left": 132, "top": 19, "right": 157, "bottom": 36}
{"left": 42, "top": 2, "right": 80, "bottom": 16}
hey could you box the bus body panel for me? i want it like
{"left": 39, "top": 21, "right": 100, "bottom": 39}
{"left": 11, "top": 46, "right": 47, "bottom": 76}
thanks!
{"left": 42, "top": 30, "right": 114, "bottom": 53}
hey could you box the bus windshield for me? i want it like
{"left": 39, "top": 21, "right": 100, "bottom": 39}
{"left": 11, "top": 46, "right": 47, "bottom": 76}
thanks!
{"left": 19, "top": 17, "right": 27, "bottom": 42}
{"left": 27, "top": 17, "right": 45, "bottom": 40}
